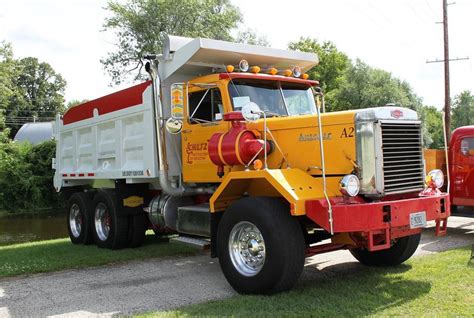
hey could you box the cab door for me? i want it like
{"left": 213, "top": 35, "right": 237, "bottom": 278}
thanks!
{"left": 452, "top": 136, "right": 474, "bottom": 206}
{"left": 182, "top": 84, "right": 229, "bottom": 183}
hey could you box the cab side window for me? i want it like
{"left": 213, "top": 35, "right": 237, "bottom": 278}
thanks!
{"left": 460, "top": 137, "right": 474, "bottom": 156}
{"left": 188, "top": 88, "right": 223, "bottom": 124}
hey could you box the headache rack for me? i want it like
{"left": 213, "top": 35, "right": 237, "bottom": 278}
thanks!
{"left": 379, "top": 121, "right": 425, "bottom": 194}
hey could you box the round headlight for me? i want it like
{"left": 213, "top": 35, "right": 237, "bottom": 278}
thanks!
{"left": 239, "top": 59, "right": 249, "bottom": 72}
{"left": 427, "top": 169, "right": 444, "bottom": 189}
{"left": 340, "top": 175, "right": 360, "bottom": 197}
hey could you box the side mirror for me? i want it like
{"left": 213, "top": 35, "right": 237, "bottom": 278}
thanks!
{"left": 170, "top": 83, "right": 184, "bottom": 119}
{"left": 165, "top": 117, "right": 183, "bottom": 134}
{"left": 241, "top": 102, "right": 261, "bottom": 122}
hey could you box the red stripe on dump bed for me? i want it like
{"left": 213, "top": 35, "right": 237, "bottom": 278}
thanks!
{"left": 63, "top": 81, "right": 152, "bottom": 125}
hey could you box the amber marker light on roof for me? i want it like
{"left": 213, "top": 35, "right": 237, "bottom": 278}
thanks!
{"left": 250, "top": 66, "right": 261, "bottom": 73}
{"left": 226, "top": 65, "right": 235, "bottom": 72}
{"left": 282, "top": 69, "right": 292, "bottom": 77}
{"left": 301, "top": 73, "right": 309, "bottom": 80}
{"left": 268, "top": 67, "right": 278, "bottom": 75}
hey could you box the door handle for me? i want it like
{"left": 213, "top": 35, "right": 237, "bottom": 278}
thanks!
{"left": 182, "top": 129, "right": 192, "bottom": 134}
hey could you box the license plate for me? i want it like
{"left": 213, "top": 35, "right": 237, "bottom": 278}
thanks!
{"left": 410, "top": 211, "right": 427, "bottom": 229}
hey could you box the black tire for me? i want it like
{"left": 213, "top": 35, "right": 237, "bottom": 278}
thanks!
{"left": 217, "top": 197, "right": 305, "bottom": 295}
{"left": 350, "top": 233, "right": 421, "bottom": 266}
{"left": 128, "top": 213, "right": 147, "bottom": 248}
{"left": 66, "top": 192, "right": 94, "bottom": 245}
{"left": 92, "top": 190, "right": 129, "bottom": 250}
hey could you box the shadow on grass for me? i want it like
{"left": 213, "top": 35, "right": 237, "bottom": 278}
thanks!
{"left": 170, "top": 263, "right": 431, "bottom": 317}
{"left": 0, "top": 235, "right": 198, "bottom": 278}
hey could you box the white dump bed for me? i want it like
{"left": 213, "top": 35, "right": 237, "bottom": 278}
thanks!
{"left": 53, "top": 82, "right": 159, "bottom": 190}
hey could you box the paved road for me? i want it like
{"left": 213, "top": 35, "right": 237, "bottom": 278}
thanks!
{"left": 0, "top": 216, "right": 472, "bottom": 318}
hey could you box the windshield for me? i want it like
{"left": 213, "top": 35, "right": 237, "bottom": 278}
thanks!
{"left": 228, "top": 79, "right": 317, "bottom": 116}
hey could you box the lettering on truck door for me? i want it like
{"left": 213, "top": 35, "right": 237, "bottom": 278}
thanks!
{"left": 182, "top": 86, "right": 228, "bottom": 182}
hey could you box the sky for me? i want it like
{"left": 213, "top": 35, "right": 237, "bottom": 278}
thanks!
{"left": 0, "top": 0, "right": 473, "bottom": 110}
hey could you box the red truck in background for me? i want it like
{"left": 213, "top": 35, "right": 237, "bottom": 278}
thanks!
{"left": 425, "top": 125, "right": 474, "bottom": 210}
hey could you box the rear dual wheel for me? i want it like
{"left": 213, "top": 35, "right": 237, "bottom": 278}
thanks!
{"left": 67, "top": 190, "right": 148, "bottom": 249}
{"left": 67, "top": 192, "right": 94, "bottom": 245}
{"left": 92, "top": 191, "right": 129, "bottom": 250}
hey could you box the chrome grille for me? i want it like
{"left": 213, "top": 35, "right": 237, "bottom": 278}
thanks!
{"left": 380, "top": 122, "right": 424, "bottom": 194}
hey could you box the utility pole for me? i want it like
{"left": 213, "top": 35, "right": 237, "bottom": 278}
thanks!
{"left": 443, "top": 0, "right": 450, "bottom": 141}
{"left": 426, "top": 1, "right": 468, "bottom": 142}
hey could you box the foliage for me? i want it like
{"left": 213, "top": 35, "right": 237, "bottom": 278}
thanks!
{"left": 328, "top": 59, "right": 422, "bottom": 112}
{"left": 419, "top": 106, "right": 444, "bottom": 149}
{"left": 142, "top": 246, "right": 474, "bottom": 317}
{"left": 0, "top": 236, "right": 197, "bottom": 278}
{"left": 452, "top": 90, "right": 474, "bottom": 129}
{"left": 66, "top": 99, "right": 89, "bottom": 109}
{"left": 235, "top": 28, "right": 269, "bottom": 46}
{"left": 0, "top": 41, "right": 16, "bottom": 139}
{"left": 288, "top": 37, "right": 350, "bottom": 94}
{"left": 0, "top": 109, "right": 9, "bottom": 143}
{"left": 0, "top": 42, "right": 67, "bottom": 137}
{"left": 0, "top": 140, "right": 59, "bottom": 212}
{"left": 101, "top": 0, "right": 242, "bottom": 85}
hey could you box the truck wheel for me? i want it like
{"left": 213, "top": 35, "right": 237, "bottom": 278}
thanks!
{"left": 66, "top": 192, "right": 94, "bottom": 245}
{"left": 128, "top": 214, "right": 147, "bottom": 248}
{"left": 217, "top": 197, "right": 305, "bottom": 294}
{"left": 350, "top": 233, "right": 421, "bottom": 266}
{"left": 93, "top": 191, "right": 129, "bottom": 250}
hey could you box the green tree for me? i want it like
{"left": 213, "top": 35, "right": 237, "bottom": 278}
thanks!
{"left": 288, "top": 38, "right": 350, "bottom": 94}
{"left": 0, "top": 42, "right": 16, "bottom": 118}
{"left": 1, "top": 45, "right": 67, "bottom": 137}
{"left": 419, "top": 106, "right": 444, "bottom": 149}
{"left": 328, "top": 59, "right": 422, "bottom": 112}
{"left": 236, "top": 28, "right": 269, "bottom": 46}
{"left": 0, "top": 109, "right": 9, "bottom": 143}
{"left": 101, "top": 0, "right": 242, "bottom": 85}
{"left": 452, "top": 90, "right": 474, "bottom": 129}
{"left": 0, "top": 140, "right": 59, "bottom": 212}
{"left": 66, "top": 99, "right": 89, "bottom": 109}
{"left": 7, "top": 57, "right": 67, "bottom": 118}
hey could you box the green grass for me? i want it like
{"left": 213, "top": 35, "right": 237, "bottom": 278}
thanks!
{"left": 140, "top": 247, "right": 474, "bottom": 317}
{"left": 0, "top": 235, "right": 198, "bottom": 278}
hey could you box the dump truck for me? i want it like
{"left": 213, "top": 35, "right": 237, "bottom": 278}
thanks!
{"left": 425, "top": 125, "right": 474, "bottom": 210}
{"left": 53, "top": 35, "right": 450, "bottom": 294}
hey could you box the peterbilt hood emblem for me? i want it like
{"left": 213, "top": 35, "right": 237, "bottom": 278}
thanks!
{"left": 390, "top": 109, "right": 403, "bottom": 119}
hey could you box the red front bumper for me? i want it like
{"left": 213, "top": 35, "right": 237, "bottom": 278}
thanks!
{"left": 306, "top": 193, "right": 450, "bottom": 249}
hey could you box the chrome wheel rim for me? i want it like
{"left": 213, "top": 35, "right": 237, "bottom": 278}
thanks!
{"left": 228, "top": 221, "right": 266, "bottom": 277}
{"left": 69, "top": 203, "right": 82, "bottom": 238}
{"left": 95, "top": 203, "right": 110, "bottom": 241}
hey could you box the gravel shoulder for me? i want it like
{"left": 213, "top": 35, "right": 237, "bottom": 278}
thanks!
{"left": 0, "top": 216, "right": 472, "bottom": 318}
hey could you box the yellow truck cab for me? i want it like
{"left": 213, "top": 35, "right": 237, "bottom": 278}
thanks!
{"left": 55, "top": 35, "right": 450, "bottom": 294}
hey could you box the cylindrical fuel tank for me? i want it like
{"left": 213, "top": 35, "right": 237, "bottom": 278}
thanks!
{"left": 147, "top": 194, "right": 194, "bottom": 232}
{"left": 208, "top": 112, "right": 271, "bottom": 176}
